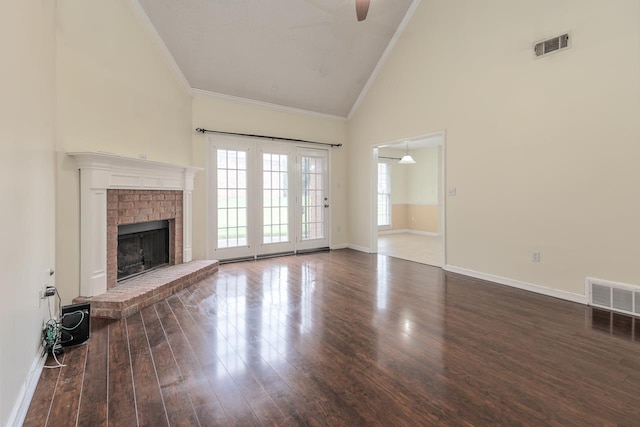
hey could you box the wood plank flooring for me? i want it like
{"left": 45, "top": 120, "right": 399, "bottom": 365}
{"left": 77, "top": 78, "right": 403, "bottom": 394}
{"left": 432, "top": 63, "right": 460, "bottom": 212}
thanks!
{"left": 24, "top": 249, "right": 640, "bottom": 426}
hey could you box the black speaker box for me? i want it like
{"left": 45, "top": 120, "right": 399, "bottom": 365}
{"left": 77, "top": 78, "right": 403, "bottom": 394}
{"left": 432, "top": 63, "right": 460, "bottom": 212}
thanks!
{"left": 60, "top": 302, "right": 90, "bottom": 347}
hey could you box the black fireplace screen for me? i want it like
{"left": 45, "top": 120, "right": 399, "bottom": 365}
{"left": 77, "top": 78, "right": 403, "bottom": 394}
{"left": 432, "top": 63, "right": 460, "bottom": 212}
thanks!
{"left": 117, "top": 220, "right": 169, "bottom": 281}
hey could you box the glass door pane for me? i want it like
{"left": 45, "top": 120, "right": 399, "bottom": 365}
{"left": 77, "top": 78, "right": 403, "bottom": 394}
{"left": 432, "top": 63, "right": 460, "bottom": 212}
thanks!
{"left": 297, "top": 148, "right": 329, "bottom": 250}
{"left": 208, "top": 138, "right": 254, "bottom": 261}
{"left": 258, "top": 147, "right": 295, "bottom": 256}
{"left": 301, "top": 156, "right": 323, "bottom": 240}
{"left": 217, "top": 149, "right": 248, "bottom": 248}
{"left": 262, "top": 153, "right": 289, "bottom": 244}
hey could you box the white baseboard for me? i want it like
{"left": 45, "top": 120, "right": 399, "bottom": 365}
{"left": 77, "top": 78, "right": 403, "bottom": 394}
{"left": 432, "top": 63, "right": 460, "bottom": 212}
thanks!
{"left": 7, "top": 349, "right": 47, "bottom": 427}
{"left": 377, "top": 229, "right": 397, "bottom": 236}
{"left": 347, "top": 244, "right": 372, "bottom": 253}
{"left": 408, "top": 230, "right": 440, "bottom": 237}
{"left": 330, "top": 243, "right": 349, "bottom": 250}
{"left": 378, "top": 229, "right": 406, "bottom": 236}
{"left": 444, "top": 265, "right": 588, "bottom": 305}
{"left": 378, "top": 229, "right": 440, "bottom": 237}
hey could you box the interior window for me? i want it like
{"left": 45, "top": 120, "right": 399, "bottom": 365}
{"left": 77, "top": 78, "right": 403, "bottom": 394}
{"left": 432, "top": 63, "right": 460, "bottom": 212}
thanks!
{"left": 377, "top": 162, "right": 391, "bottom": 227}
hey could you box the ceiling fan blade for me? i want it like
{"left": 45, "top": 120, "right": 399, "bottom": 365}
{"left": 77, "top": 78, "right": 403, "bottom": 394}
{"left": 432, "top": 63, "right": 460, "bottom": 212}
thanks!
{"left": 355, "top": 0, "right": 370, "bottom": 21}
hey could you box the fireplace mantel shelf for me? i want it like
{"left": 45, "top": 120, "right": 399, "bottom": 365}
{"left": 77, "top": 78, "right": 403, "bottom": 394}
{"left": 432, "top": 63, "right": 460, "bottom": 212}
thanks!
{"left": 68, "top": 152, "right": 202, "bottom": 191}
{"left": 69, "top": 152, "right": 202, "bottom": 297}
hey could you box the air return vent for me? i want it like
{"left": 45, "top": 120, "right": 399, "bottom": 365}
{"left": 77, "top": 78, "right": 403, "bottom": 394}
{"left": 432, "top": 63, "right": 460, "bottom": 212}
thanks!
{"left": 587, "top": 277, "right": 640, "bottom": 316}
{"left": 534, "top": 33, "right": 570, "bottom": 57}
{"left": 591, "top": 283, "right": 611, "bottom": 307}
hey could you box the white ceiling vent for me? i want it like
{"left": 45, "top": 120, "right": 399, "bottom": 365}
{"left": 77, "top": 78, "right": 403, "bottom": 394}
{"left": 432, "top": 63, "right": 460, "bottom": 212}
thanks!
{"left": 534, "top": 33, "right": 570, "bottom": 57}
{"left": 587, "top": 277, "right": 640, "bottom": 316}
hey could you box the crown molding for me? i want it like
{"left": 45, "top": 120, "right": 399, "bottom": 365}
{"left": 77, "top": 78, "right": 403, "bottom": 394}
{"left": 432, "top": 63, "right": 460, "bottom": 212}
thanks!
{"left": 347, "top": 0, "right": 422, "bottom": 121}
{"left": 128, "top": 0, "right": 192, "bottom": 95}
{"left": 192, "top": 88, "right": 347, "bottom": 122}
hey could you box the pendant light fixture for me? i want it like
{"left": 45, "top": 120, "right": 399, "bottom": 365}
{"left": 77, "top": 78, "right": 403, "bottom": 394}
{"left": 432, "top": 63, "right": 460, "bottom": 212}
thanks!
{"left": 355, "top": 0, "right": 370, "bottom": 21}
{"left": 398, "top": 141, "right": 416, "bottom": 164}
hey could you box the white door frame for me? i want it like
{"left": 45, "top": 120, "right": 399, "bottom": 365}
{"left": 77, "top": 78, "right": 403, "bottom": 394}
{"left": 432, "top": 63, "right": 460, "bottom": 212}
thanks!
{"left": 370, "top": 130, "right": 447, "bottom": 267}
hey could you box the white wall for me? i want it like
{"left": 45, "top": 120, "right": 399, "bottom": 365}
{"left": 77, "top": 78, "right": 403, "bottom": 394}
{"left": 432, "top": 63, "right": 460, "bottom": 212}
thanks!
{"left": 0, "top": 1, "right": 56, "bottom": 425}
{"left": 191, "top": 95, "right": 348, "bottom": 258}
{"left": 349, "top": 0, "right": 640, "bottom": 296}
{"left": 55, "top": 0, "right": 193, "bottom": 303}
{"left": 407, "top": 146, "right": 439, "bottom": 205}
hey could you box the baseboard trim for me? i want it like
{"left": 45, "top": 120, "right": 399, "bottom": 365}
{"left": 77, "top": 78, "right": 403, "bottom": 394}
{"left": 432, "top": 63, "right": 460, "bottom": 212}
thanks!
{"left": 378, "top": 229, "right": 440, "bottom": 237}
{"left": 330, "top": 243, "right": 349, "bottom": 250}
{"left": 408, "top": 230, "right": 440, "bottom": 237}
{"left": 444, "top": 265, "right": 588, "bottom": 305}
{"left": 347, "top": 244, "right": 372, "bottom": 253}
{"left": 7, "top": 349, "right": 46, "bottom": 427}
{"left": 377, "top": 229, "right": 397, "bottom": 236}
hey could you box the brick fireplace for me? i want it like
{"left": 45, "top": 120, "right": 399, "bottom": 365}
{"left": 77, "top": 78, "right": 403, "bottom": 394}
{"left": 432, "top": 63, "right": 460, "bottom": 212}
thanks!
{"left": 107, "top": 189, "right": 183, "bottom": 289}
{"left": 70, "top": 152, "right": 202, "bottom": 297}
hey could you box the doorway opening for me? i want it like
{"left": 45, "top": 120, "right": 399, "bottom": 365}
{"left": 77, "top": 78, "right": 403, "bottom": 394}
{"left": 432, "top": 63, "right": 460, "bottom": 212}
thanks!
{"left": 371, "top": 131, "right": 445, "bottom": 267}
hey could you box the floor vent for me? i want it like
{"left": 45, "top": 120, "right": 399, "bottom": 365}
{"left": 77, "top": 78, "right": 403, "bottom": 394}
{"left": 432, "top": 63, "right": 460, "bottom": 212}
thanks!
{"left": 534, "top": 33, "right": 570, "bottom": 57}
{"left": 587, "top": 277, "right": 640, "bottom": 316}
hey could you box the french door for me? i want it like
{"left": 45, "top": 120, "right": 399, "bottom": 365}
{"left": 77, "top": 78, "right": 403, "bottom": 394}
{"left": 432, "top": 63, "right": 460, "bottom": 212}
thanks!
{"left": 208, "top": 136, "right": 329, "bottom": 260}
{"left": 296, "top": 148, "right": 330, "bottom": 251}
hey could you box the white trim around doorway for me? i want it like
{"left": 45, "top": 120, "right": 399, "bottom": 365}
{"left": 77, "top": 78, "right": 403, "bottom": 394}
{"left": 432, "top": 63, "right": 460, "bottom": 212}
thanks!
{"left": 370, "top": 130, "right": 447, "bottom": 267}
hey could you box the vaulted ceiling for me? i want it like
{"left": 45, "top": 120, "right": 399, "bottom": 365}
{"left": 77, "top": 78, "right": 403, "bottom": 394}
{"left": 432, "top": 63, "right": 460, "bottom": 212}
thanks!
{"left": 136, "top": 0, "right": 416, "bottom": 118}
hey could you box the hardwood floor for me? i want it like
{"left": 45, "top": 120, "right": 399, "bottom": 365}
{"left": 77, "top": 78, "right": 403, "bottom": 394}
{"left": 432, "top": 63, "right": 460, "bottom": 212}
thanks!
{"left": 24, "top": 249, "right": 640, "bottom": 426}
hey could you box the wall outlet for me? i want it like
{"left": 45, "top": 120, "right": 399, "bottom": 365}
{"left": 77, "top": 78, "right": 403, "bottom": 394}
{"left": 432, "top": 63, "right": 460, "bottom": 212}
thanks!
{"left": 41, "top": 286, "right": 57, "bottom": 299}
{"left": 531, "top": 251, "right": 541, "bottom": 262}
{"left": 448, "top": 188, "right": 457, "bottom": 196}
{"left": 40, "top": 286, "right": 49, "bottom": 299}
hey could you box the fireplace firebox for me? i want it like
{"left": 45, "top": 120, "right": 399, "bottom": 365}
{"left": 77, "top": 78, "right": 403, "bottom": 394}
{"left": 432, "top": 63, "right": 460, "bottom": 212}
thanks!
{"left": 117, "top": 220, "right": 170, "bottom": 281}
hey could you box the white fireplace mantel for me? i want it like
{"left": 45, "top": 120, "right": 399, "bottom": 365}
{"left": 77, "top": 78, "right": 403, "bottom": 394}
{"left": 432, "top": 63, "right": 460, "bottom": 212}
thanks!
{"left": 69, "top": 152, "right": 202, "bottom": 297}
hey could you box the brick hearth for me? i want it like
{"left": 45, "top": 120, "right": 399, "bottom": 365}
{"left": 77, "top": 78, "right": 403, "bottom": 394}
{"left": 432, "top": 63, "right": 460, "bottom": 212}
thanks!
{"left": 75, "top": 260, "right": 219, "bottom": 319}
